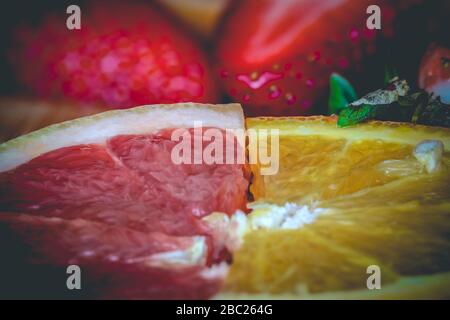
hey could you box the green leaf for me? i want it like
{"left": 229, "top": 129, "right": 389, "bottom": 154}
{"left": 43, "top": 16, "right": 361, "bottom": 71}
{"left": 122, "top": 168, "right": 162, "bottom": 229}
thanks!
{"left": 411, "top": 91, "right": 429, "bottom": 124}
{"left": 397, "top": 95, "right": 415, "bottom": 107}
{"left": 328, "top": 73, "right": 357, "bottom": 115}
{"left": 337, "top": 104, "right": 379, "bottom": 127}
{"left": 384, "top": 65, "right": 398, "bottom": 85}
{"left": 413, "top": 95, "right": 450, "bottom": 127}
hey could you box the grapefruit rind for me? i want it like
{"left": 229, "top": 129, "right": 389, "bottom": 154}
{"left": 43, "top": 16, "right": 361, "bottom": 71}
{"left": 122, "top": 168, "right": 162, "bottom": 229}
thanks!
{"left": 215, "top": 271, "right": 450, "bottom": 299}
{"left": 0, "top": 103, "right": 244, "bottom": 172}
{"left": 246, "top": 116, "right": 450, "bottom": 149}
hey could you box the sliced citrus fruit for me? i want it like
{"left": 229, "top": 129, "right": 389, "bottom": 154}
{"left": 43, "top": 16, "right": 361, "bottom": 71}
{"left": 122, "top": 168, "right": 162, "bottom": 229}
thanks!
{"left": 218, "top": 116, "right": 450, "bottom": 299}
{"left": 1, "top": 105, "right": 450, "bottom": 299}
{"left": 0, "top": 103, "right": 247, "bottom": 299}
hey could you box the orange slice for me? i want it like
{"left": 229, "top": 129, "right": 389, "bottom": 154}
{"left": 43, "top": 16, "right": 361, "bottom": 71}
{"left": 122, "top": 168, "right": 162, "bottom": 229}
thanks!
{"left": 219, "top": 116, "right": 450, "bottom": 299}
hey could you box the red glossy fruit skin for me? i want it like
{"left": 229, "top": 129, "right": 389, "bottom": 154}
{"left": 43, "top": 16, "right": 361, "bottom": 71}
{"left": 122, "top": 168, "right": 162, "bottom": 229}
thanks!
{"left": 418, "top": 44, "right": 450, "bottom": 103}
{"left": 216, "top": 0, "right": 418, "bottom": 116}
{"left": 10, "top": 2, "right": 218, "bottom": 109}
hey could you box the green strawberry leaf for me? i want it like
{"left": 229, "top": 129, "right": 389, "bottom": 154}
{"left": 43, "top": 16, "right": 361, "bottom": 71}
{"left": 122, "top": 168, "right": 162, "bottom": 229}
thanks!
{"left": 413, "top": 95, "right": 450, "bottom": 127}
{"left": 411, "top": 91, "right": 430, "bottom": 123}
{"left": 328, "top": 73, "right": 357, "bottom": 115}
{"left": 337, "top": 104, "right": 379, "bottom": 127}
{"left": 384, "top": 65, "right": 398, "bottom": 85}
{"left": 334, "top": 72, "right": 450, "bottom": 128}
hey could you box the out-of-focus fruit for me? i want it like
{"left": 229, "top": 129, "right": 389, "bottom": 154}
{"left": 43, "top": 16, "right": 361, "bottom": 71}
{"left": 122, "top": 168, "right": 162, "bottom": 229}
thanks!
{"left": 0, "top": 98, "right": 105, "bottom": 143}
{"left": 10, "top": 2, "right": 218, "bottom": 109}
{"left": 216, "top": 0, "right": 417, "bottom": 116}
{"left": 419, "top": 44, "right": 450, "bottom": 103}
{"left": 157, "top": 0, "right": 230, "bottom": 37}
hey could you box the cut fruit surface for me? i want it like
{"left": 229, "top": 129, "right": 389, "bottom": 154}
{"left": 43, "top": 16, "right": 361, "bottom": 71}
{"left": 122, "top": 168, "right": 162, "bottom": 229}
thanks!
{"left": 0, "top": 103, "right": 247, "bottom": 299}
{"left": 1, "top": 106, "right": 450, "bottom": 299}
{"left": 219, "top": 116, "right": 450, "bottom": 299}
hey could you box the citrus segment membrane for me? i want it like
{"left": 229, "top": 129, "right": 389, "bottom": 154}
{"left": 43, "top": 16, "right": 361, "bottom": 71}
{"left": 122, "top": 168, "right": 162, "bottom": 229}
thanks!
{"left": 0, "top": 212, "right": 220, "bottom": 299}
{"left": 0, "top": 130, "right": 248, "bottom": 233}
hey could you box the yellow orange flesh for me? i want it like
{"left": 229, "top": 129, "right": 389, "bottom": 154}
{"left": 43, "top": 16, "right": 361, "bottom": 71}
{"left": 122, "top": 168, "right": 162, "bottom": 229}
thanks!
{"left": 223, "top": 117, "right": 450, "bottom": 298}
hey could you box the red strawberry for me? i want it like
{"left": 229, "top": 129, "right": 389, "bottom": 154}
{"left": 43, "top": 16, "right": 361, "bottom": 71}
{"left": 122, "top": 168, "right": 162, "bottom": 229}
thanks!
{"left": 216, "top": 0, "right": 419, "bottom": 116}
{"left": 10, "top": 2, "right": 218, "bottom": 109}
{"left": 419, "top": 44, "right": 450, "bottom": 103}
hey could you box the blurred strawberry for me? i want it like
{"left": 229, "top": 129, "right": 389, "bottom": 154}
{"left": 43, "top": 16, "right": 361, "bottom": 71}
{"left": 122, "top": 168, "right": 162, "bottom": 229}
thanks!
{"left": 419, "top": 44, "right": 450, "bottom": 103}
{"left": 10, "top": 1, "right": 218, "bottom": 109}
{"left": 216, "top": 0, "right": 420, "bottom": 116}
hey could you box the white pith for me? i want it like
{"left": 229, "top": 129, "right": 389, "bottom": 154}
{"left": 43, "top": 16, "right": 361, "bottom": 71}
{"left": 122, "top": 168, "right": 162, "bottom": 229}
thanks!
{"left": 0, "top": 103, "right": 244, "bottom": 172}
{"left": 202, "top": 203, "right": 326, "bottom": 257}
{"left": 144, "top": 236, "right": 208, "bottom": 269}
{"left": 413, "top": 139, "right": 444, "bottom": 173}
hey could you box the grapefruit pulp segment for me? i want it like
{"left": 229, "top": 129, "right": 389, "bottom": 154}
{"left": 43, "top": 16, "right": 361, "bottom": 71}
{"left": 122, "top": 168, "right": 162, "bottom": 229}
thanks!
{"left": 0, "top": 103, "right": 247, "bottom": 299}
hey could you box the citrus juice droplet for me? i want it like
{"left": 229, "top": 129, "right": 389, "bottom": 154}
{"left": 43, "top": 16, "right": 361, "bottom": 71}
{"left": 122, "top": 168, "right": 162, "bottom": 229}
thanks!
{"left": 268, "top": 85, "right": 281, "bottom": 99}
{"left": 236, "top": 71, "right": 283, "bottom": 89}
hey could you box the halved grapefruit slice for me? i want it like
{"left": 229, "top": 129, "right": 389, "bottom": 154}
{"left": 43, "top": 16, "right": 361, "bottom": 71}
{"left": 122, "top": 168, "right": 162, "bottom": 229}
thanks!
{"left": 0, "top": 103, "right": 247, "bottom": 299}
